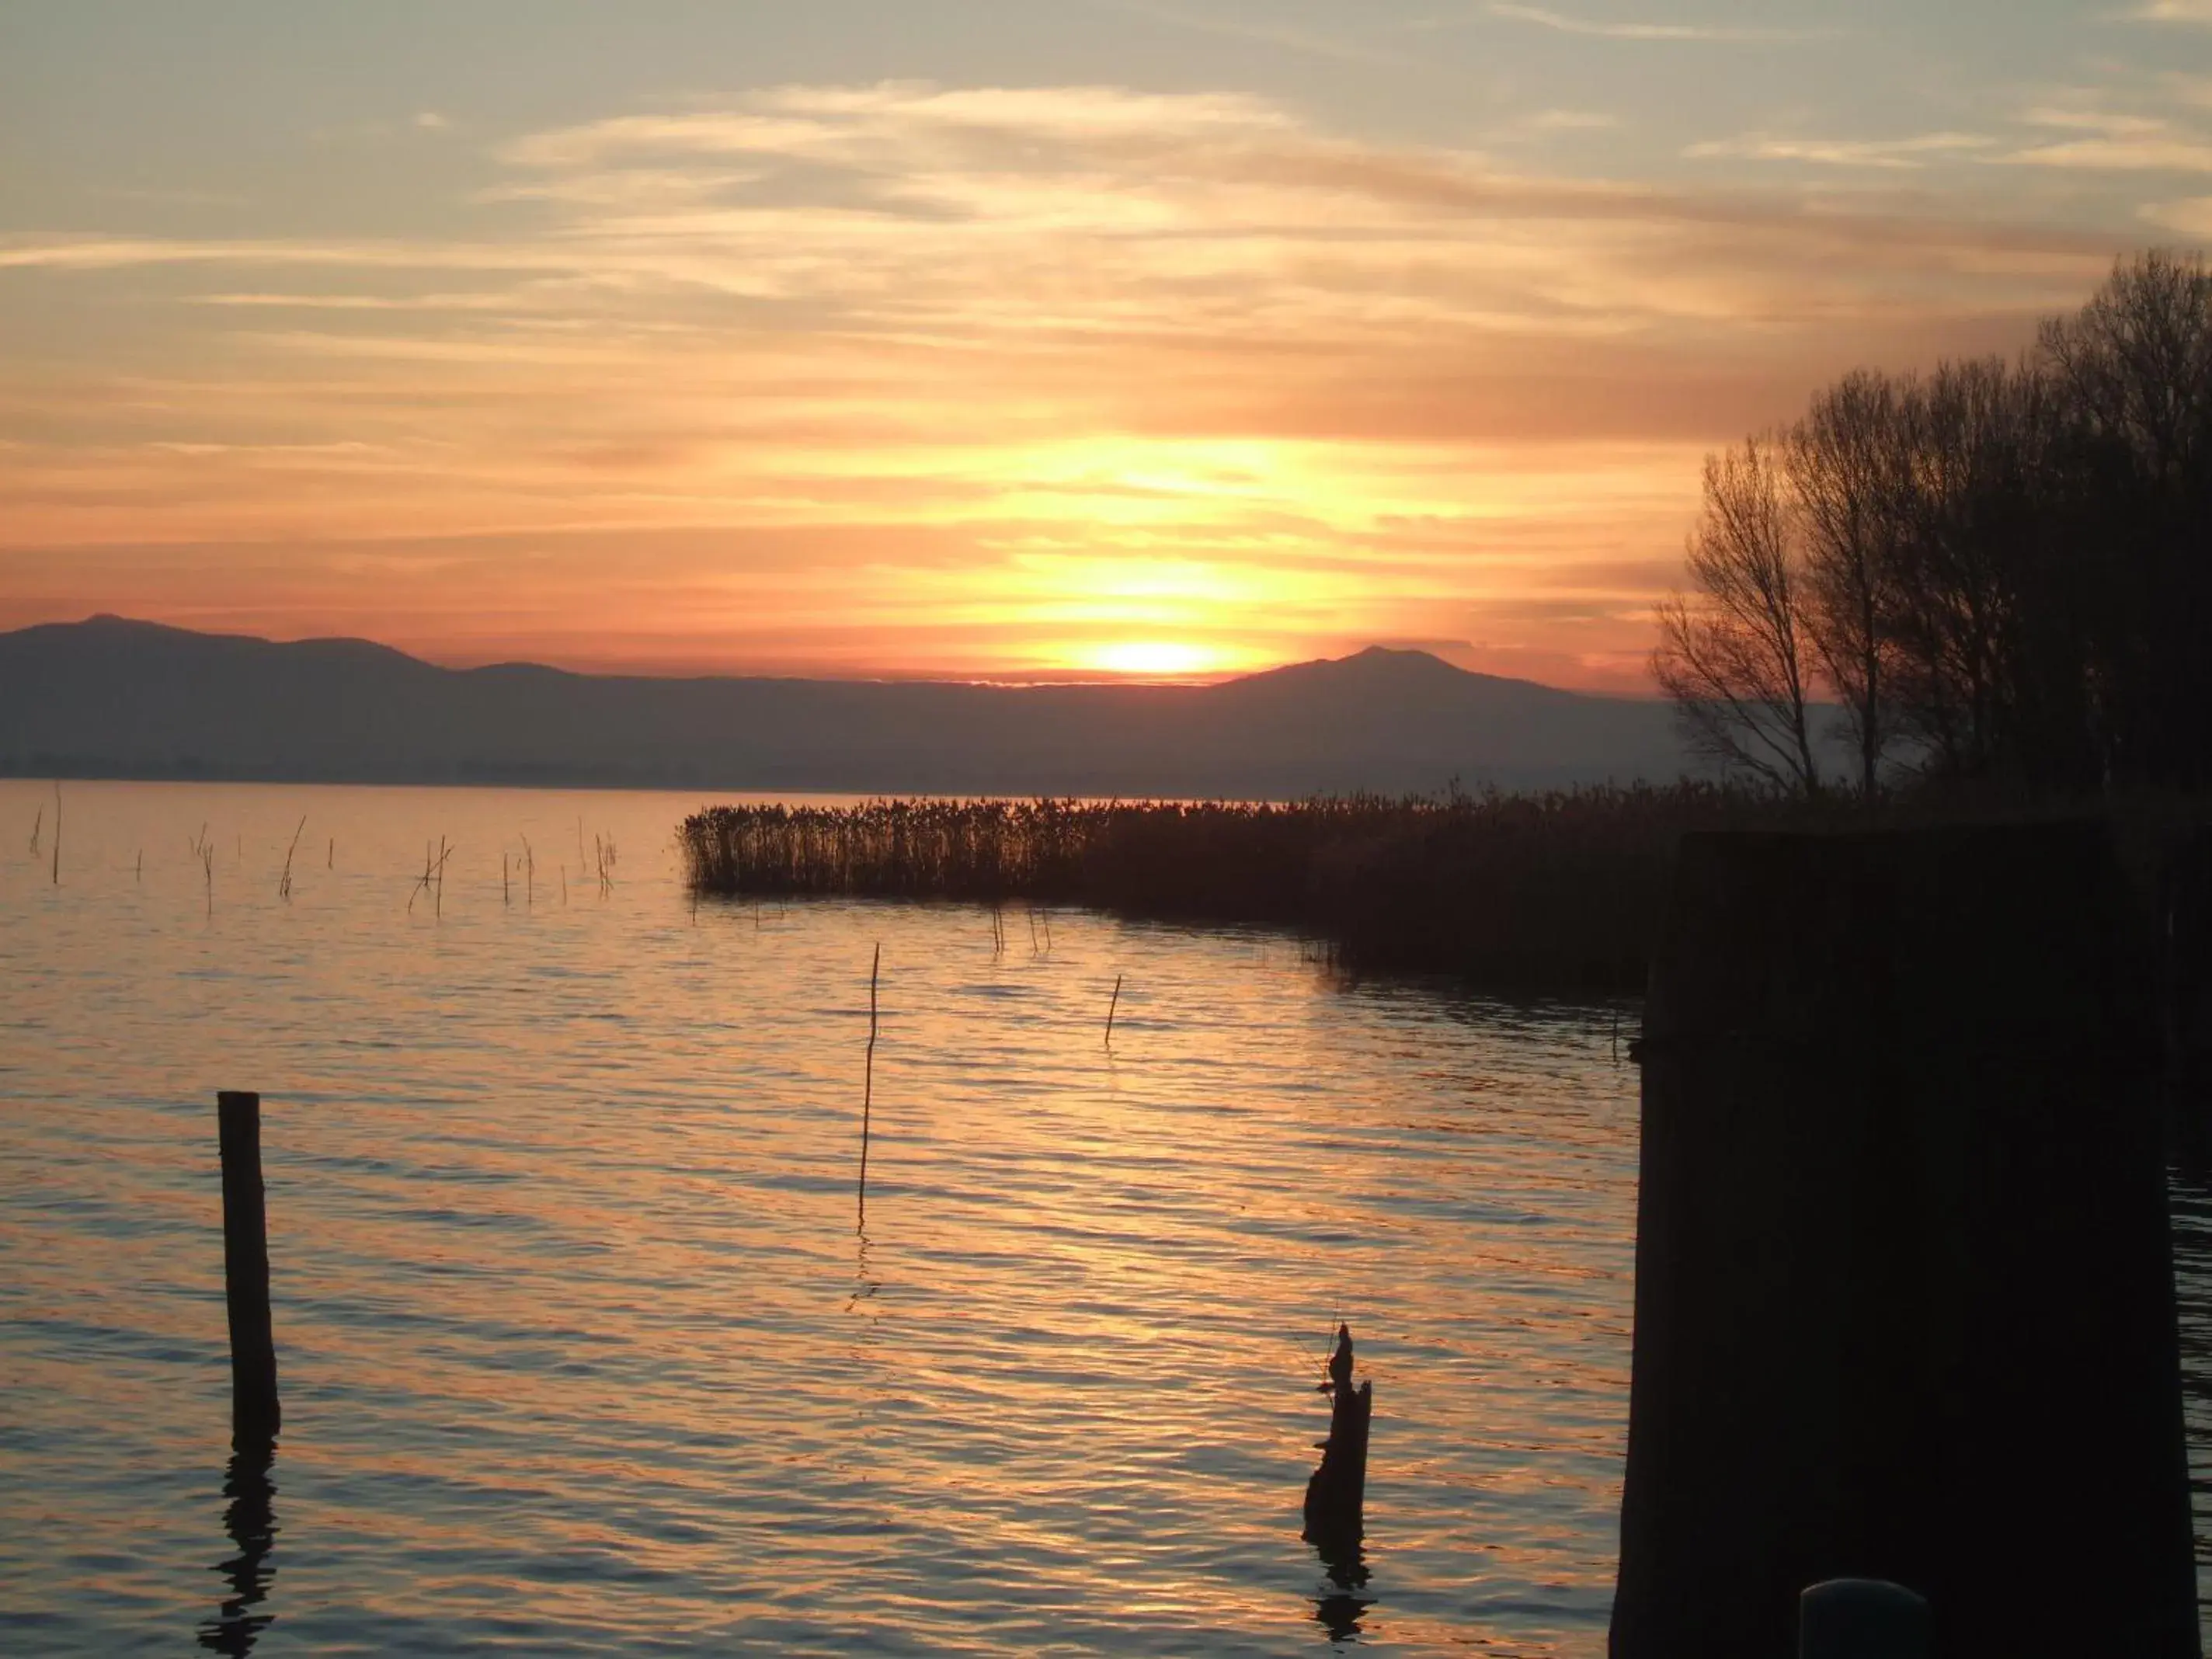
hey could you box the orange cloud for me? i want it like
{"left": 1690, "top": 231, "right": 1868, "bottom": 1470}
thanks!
{"left": 0, "top": 83, "right": 2130, "bottom": 688}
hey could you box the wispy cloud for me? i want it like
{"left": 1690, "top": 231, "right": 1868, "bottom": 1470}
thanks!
{"left": 0, "top": 82, "right": 2122, "bottom": 683}
{"left": 2131, "top": 2, "right": 2212, "bottom": 21}
{"left": 1487, "top": 3, "right": 1824, "bottom": 42}
{"left": 1687, "top": 130, "right": 1997, "bottom": 169}
{"left": 2004, "top": 105, "right": 2212, "bottom": 172}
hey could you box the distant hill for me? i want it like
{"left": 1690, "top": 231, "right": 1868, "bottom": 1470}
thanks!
{"left": 0, "top": 616, "right": 1696, "bottom": 797}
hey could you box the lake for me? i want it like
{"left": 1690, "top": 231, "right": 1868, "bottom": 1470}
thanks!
{"left": 1, "top": 779, "right": 2203, "bottom": 1655}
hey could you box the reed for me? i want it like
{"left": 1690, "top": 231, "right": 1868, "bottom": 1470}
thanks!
{"left": 858, "top": 942, "right": 880, "bottom": 1231}
{"left": 408, "top": 837, "right": 455, "bottom": 918}
{"left": 677, "top": 784, "right": 1834, "bottom": 991}
{"left": 50, "top": 783, "right": 60, "bottom": 885}
{"left": 277, "top": 816, "right": 306, "bottom": 902}
{"left": 190, "top": 823, "right": 214, "bottom": 916}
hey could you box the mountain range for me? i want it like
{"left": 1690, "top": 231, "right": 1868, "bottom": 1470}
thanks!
{"left": 0, "top": 616, "right": 1695, "bottom": 797}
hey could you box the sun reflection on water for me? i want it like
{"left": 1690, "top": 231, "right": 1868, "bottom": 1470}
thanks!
{"left": 0, "top": 779, "right": 1643, "bottom": 1655}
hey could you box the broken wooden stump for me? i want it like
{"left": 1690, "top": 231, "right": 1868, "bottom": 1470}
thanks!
{"left": 1302, "top": 1323, "right": 1372, "bottom": 1559}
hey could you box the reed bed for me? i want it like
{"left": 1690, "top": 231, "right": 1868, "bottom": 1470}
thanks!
{"left": 679, "top": 784, "right": 1808, "bottom": 991}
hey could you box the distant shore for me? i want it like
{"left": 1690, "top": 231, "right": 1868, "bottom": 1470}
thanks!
{"left": 680, "top": 787, "right": 2212, "bottom": 994}
{"left": 680, "top": 785, "right": 1800, "bottom": 993}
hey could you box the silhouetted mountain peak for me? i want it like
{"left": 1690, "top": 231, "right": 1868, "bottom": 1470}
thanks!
{"left": 1226, "top": 643, "right": 1584, "bottom": 708}
{"left": 0, "top": 617, "right": 1692, "bottom": 793}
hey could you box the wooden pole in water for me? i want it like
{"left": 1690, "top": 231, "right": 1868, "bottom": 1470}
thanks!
{"left": 216, "top": 1091, "right": 280, "bottom": 1448}
{"left": 858, "top": 944, "right": 880, "bottom": 1230}
{"left": 1303, "top": 1323, "right": 1372, "bottom": 1556}
{"left": 1105, "top": 974, "right": 1122, "bottom": 1049}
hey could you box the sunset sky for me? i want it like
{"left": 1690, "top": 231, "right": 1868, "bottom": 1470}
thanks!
{"left": 4, "top": 2, "right": 2207, "bottom": 689}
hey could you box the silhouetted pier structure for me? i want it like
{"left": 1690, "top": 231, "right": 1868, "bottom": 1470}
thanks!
{"left": 1612, "top": 824, "right": 2196, "bottom": 1657}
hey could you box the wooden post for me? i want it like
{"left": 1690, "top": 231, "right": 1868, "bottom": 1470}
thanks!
{"left": 217, "top": 1091, "right": 280, "bottom": 1448}
{"left": 1612, "top": 825, "right": 2196, "bottom": 1658}
{"left": 1302, "top": 1324, "right": 1371, "bottom": 1556}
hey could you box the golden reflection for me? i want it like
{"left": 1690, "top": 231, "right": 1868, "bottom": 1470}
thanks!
{"left": 1, "top": 778, "right": 1646, "bottom": 1654}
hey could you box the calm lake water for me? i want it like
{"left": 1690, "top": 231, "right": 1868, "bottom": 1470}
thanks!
{"left": 2, "top": 779, "right": 2206, "bottom": 1655}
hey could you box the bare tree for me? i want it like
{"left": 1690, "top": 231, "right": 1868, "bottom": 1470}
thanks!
{"left": 2040, "top": 249, "right": 2212, "bottom": 483}
{"left": 2039, "top": 250, "right": 2212, "bottom": 788}
{"left": 1792, "top": 370, "right": 1906, "bottom": 796}
{"left": 1877, "top": 359, "right": 2059, "bottom": 778}
{"left": 1653, "top": 437, "right": 1823, "bottom": 795}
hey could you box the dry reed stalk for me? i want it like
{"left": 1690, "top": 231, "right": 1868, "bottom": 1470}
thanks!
{"left": 28, "top": 805, "right": 40, "bottom": 858}
{"left": 50, "top": 783, "right": 60, "bottom": 885}
{"left": 407, "top": 838, "right": 457, "bottom": 916}
{"left": 858, "top": 942, "right": 880, "bottom": 1230}
{"left": 1105, "top": 974, "right": 1122, "bottom": 1049}
{"left": 187, "top": 824, "right": 215, "bottom": 913}
{"left": 277, "top": 816, "right": 306, "bottom": 902}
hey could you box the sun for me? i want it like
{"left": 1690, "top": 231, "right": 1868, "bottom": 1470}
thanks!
{"left": 1086, "top": 641, "right": 1223, "bottom": 679}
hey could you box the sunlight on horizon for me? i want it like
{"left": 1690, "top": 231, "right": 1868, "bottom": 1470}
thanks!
{"left": 1079, "top": 639, "right": 1243, "bottom": 679}
{"left": 0, "top": 4, "right": 2179, "bottom": 692}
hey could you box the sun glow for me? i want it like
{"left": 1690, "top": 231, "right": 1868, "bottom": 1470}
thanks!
{"left": 1083, "top": 640, "right": 1234, "bottom": 679}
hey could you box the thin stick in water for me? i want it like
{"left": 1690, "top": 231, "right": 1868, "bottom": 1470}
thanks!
{"left": 50, "top": 781, "right": 60, "bottom": 885}
{"left": 278, "top": 816, "right": 306, "bottom": 902}
{"left": 1105, "top": 973, "right": 1122, "bottom": 1049}
{"left": 858, "top": 942, "right": 880, "bottom": 1230}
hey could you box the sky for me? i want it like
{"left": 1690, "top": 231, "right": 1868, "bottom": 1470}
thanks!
{"left": 3, "top": 2, "right": 2208, "bottom": 690}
